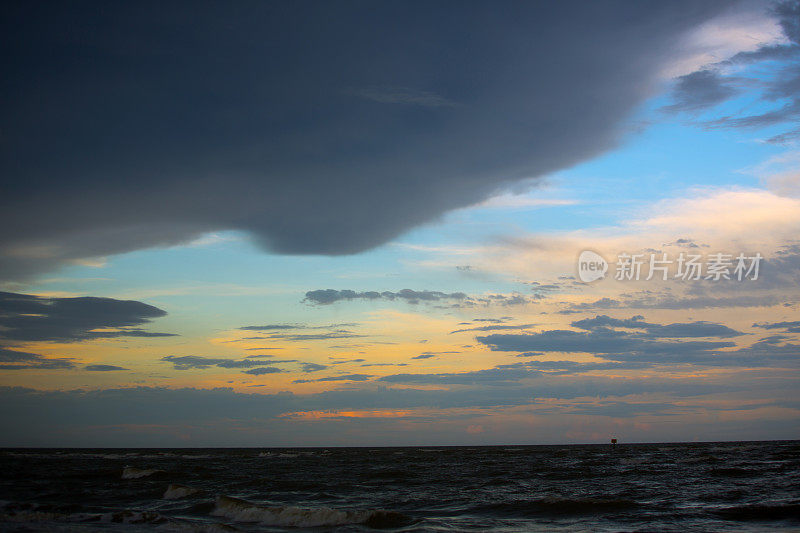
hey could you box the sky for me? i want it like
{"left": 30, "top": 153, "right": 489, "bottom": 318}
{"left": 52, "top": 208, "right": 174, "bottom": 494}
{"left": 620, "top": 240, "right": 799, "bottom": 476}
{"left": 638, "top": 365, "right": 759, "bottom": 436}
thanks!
{"left": 1, "top": 0, "right": 799, "bottom": 447}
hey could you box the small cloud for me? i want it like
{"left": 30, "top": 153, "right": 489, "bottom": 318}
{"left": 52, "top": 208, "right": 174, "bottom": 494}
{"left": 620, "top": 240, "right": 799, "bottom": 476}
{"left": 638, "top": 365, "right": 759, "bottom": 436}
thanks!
{"left": 301, "top": 363, "right": 328, "bottom": 372}
{"left": 753, "top": 320, "right": 800, "bottom": 333}
{"left": 293, "top": 373, "right": 373, "bottom": 384}
{"left": 239, "top": 324, "right": 303, "bottom": 331}
{"left": 412, "top": 351, "right": 460, "bottom": 360}
{"left": 304, "top": 289, "right": 536, "bottom": 307}
{"left": 161, "top": 355, "right": 296, "bottom": 371}
{"left": 450, "top": 323, "right": 536, "bottom": 334}
{"left": 0, "top": 347, "right": 76, "bottom": 370}
{"left": 243, "top": 367, "right": 284, "bottom": 375}
{"left": 84, "top": 364, "right": 128, "bottom": 371}
{"left": 303, "top": 289, "right": 469, "bottom": 305}
{"left": 663, "top": 69, "right": 740, "bottom": 113}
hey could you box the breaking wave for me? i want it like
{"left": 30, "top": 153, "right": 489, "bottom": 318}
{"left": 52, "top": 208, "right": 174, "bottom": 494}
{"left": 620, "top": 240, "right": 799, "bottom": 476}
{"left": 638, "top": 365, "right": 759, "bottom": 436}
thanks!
{"left": 211, "top": 495, "right": 410, "bottom": 528}
{"left": 163, "top": 484, "right": 203, "bottom": 499}
{"left": 121, "top": 467, "right": 164, "bottom": 479}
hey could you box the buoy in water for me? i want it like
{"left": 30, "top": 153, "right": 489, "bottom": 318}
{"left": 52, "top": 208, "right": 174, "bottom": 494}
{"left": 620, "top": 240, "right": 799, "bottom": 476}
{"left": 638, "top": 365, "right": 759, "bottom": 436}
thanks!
{"left": 611, "top": 438, "right": 617, "bottom": 445}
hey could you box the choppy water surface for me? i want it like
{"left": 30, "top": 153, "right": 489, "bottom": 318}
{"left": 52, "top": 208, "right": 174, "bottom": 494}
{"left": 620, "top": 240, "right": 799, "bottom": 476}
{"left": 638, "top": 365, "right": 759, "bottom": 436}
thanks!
{"left": 0, "top": 441, "right": 798, "bottom": 531}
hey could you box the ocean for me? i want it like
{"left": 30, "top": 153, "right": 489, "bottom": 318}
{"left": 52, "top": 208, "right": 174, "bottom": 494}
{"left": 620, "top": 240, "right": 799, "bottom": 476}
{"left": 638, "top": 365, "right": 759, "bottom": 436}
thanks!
{"left": 0, "top": 441, "right": 798, "bottom": 532}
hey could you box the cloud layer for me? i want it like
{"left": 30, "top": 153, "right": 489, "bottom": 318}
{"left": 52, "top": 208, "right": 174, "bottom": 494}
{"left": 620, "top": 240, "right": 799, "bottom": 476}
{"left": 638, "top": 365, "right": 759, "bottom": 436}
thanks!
{"left": 0, "top": 1, "right": 747, "bottom": 280}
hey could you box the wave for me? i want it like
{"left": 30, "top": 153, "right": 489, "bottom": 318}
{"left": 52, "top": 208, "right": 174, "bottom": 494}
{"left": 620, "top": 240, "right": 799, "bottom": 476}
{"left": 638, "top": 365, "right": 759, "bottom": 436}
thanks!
{"left": 121, "top": 467, "right": 164, "bottom": 479}
{"left": 473, "top": 497, "right": 640, "bottom": 517}
{"left": 0, "top": 505, "right": 167, "bottom": 526}
{"left": 619, "top": 457, "right": 649, "bottom": 465}
{"left": 678, "top": 454, "right": 717, "bottom": 464}
{"left": 706, "top": 467, "right": 759, "bottom": 478}
{"left": 713, "top": 503, "right": 800, "bottom": 521}
{"left": 101, "top": 509, "right": 167, "bottom": 524}
{"left": 256, "top": 451, "right": 320, "bottom": 458}
{"left": 363, "top": 468, "right": 409, "bottom": 481}
{"left": 164, "top": 484, "right": 203, "bottom": 499}
{"left": 0, "top": 504, "right": 235, "bottom": 532}
{"left": 211, "top": 495, "right": 411, "bottom": 528}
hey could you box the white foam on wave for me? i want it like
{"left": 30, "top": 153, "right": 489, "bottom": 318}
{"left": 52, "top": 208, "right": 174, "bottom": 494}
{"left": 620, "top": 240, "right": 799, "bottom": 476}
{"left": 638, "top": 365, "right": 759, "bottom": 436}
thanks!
{"left": 212, "top": 495, "right": 401, "bottom": 527}
{"left": 163, "top": 484, "right": 202, "bottom": 499}
{"left": 122, "top": 467, "right": 164, "bottom": 479}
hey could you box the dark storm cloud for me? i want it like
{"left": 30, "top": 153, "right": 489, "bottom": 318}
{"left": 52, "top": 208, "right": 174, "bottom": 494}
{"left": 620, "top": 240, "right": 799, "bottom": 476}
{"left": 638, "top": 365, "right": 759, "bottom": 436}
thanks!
{"left": 0, "top": 291, "right": 175, "bottom": 342}
{"left": 0, "top": 1, "right": 738, "bottom": 280}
